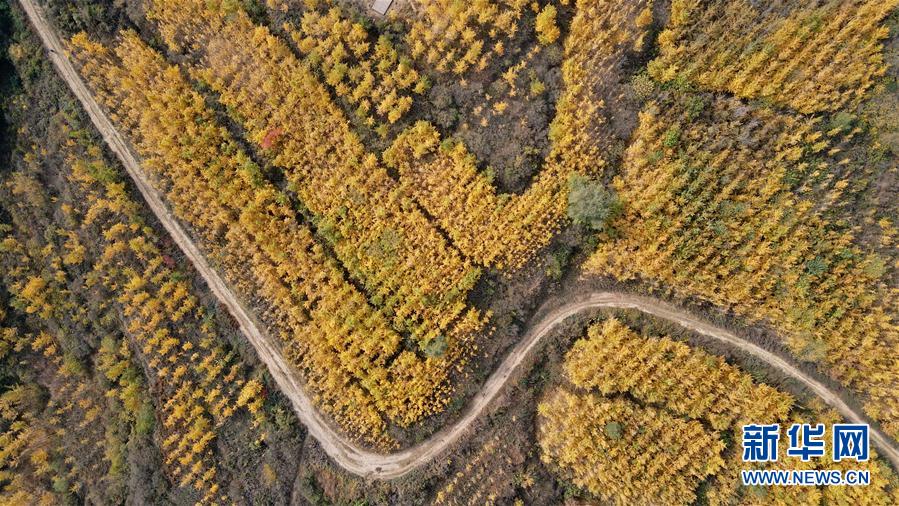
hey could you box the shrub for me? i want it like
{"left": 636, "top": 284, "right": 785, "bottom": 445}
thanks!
{"left": 566, "top": 174, "right": 621, "bottom": 232}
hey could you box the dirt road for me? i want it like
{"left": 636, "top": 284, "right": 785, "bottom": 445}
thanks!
{"left": 20, "top": 0, "right": 899, "bottom": 478}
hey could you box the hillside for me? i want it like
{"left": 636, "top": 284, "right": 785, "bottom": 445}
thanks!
{"left": 2, "top": 0, "right": 898, "bottom": 504}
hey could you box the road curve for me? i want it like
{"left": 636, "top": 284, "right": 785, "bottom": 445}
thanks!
{"left": 20, "top": 0, "right": 899, "bottom": 478}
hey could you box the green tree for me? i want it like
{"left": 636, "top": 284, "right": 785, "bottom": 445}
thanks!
{"left": 566, "top": 175, "right": 620, "bottom": 232}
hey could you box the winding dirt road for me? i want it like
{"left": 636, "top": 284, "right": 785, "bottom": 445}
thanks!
{"left": 20, "top": 0, "right": 899, "bottom": 479}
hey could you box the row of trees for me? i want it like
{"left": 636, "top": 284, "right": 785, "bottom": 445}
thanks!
{"left": 548, "top": 0, "right": 652, "bottom": 179}
{"left": 384, "top": 121, "right": 567, "bottom": 269}
{"left": 650, "top": 0, "right": 898, "bottom": 113}
{"left": 565, "top": 319, "right": 794, "bottom": 429}
{"left": 2, "top": 211, "right": 145, "bottom": 501}
{"left": 432, "top": 434, "right": 518, "bottom": 505}
{"left": 585, "top": 93, "right": 899, "bottom": 439}
{"left": 69, "top": 29, "right": 485, "bottom": 442}
{"left": 65, "top": 137, "right": 270, "bottom": 501}
{"left": 147, "top": 0, "right": 483, "bottom": 350}
{"left": 0, "top": 318, "right": 116, "bottom": 503}
{"left": 288, "top": 4, "right": 424, "bottom": 128}
{"left": 383, "top": 0, "right": 654, "bottom": 269}
{"left": 0, "top": 355, "right": 104, "bottom": 504}
{"left": 0, "top": 383, "right": 56, "bottom": 504}
{"left": 406, "top": 0, "right": 530, "bottom": 75}
{"left": 2, "top": 170, "right": 149, "bottom": 504}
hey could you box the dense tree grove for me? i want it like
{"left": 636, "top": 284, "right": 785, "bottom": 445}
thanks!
{"left": 539, "top": 391, "right": 726, "bottom": 505}
{"left": 587, "top": 92, "right": 899, "bottom": 438}
{"left": 69, "top": 30, "right": 487, "bottom": 445}
{"left": 148, "top": 0, "right": 482, "bottom": 348}
{"left": 565, "top": 319, "right": 793, "bottom": 430}
{"left": 384, "top": 121, "right": 567, "bottom": 269}
{"left": 539, "top": 320, "right": 899, "bottom": 504}
{"left": 651, "top": 0, "right": 899, "bottom": 113}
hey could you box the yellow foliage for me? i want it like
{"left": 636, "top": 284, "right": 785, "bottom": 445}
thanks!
{"left": 384, "top": 122, "right": 565, "bottom": 269}
{"left": 650, "top": 0, "right": 899, "bottom": 113}
{"left": 534, "top": 4, "right": 560, "bottom": 45}
{"left": 146, "top": 0, "right": 481, "bottom": 348}
{"left": 70, "top": 25, "right": 485, "bottom": 447}
{"left": 566, "top": 319, "right": 793, "bottom": 429}
{"left": 538, "top": 390, "right": 724, "bottom": 505}
{"left": 237, "top": 379, "right": 263, "bottom": 414}
{"left": 405, "top": 0, "right": 527, "bottom": 75}
{"left": 285, "top": 4, "right": 420, "bottom": 127}
{"left": 586, "top": 94, "right": 899, "bottom": 438}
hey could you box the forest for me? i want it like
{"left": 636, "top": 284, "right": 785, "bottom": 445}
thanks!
{"left": 2, "top": 0, "right": 898, "bottom": 504}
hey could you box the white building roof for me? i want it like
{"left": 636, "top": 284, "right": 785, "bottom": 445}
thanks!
{"left": 372, "top": 0, "right": 393, "bottom": 15}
